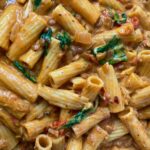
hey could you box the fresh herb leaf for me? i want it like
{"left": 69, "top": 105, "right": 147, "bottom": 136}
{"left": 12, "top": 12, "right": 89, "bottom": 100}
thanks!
{"left": 13, "top": 61, "right": 37, "bottom": 83}
{"left": 60, "top": 108, "right": 92, "bottom": 129}
{"left": 93, "top": 35, "right": 121, "bottom": 55}
{"left": 33, "top": 0, "right": 42, "bottom": 9}
{"left": 108, "top": 49, "right": 127, "bottom": 65}
{"left": 61, "top": 99, "right": 99, "bottom": 129}
{"left": 114, "top": 12, "right": 127, "bottom": 25}
{"left": 98, "top": 43, "right": 127, "bottom": 65}
{"left": 40, "top": 28, "right": 53, "bottom": 56}
{"left": 56, "top": 32, "right": 71, "bottom": 49}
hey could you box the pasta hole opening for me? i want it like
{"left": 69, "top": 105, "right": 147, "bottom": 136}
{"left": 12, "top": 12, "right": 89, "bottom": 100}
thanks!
{"left": 39, "top": 136, "right": 49, "bottom": 148}
{"left": 89, "top": 77, "right": 101, "bottom": 85}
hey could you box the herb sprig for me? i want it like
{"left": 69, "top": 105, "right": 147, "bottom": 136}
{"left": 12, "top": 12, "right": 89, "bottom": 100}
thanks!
{"left": 13, "top": 61, "right": 37, "bottom": 83}
{"left": 114, "top": 12, "right": 127, "bottom": 25}
{"left": 56, "top": 32, "right": 72, "bottom": 49}
{"left": 40, "top": 28, "right": 53, "bottom": 56}
{"left": 93, "top": 36, "right": 121, "bottom": 55}
{"left": 93, "top": 36, "right": 127, "bottom": 65}
{"left": 61, "top": 99, "right": 99, "bottom": 129}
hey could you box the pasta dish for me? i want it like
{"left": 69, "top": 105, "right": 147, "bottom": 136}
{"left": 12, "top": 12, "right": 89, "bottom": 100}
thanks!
{"left": 0, "top": 0, "right": 150, "bottom": 149}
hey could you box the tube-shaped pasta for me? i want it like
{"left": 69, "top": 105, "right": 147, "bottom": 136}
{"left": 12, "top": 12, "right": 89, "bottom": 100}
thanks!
{"left": 49, "top": 59, "right": 89, "bottom": 88}
{"left": 35, "top": 0, "right": 53, "bottom": 15}
{"left": 52, "top": 4, "right": 85, "bottom": 35}
{"left": 52, "top": 136, "right": 65, "bottom": 150}
{"left": 7, "top": 13, "right": 46, "bottom": 60}
{"left": 22, "top": 117, "right": 55, "bottom": 141}
{"left": 66, "top": 137, "right": 82, "bottom": 150}
{"left": 35, "top": 134, "right": 52, "bottom": 150}
{"left": 0, "top": 107, "right": 19, "bottom": 134}
{"left": 81, "top": 75, "right": 104, "bottom": 102}
{"left": 92, "top": 24, "right": 143, "bottom": 46}
{"left": 59, "top": 109, "right": 72, "bottom": 121}
{"left": 68, "top": 0, "right": 100, "bottom": 25}
{"left": 128, "top": 5, "right": 150, "bottom": 30}
{"left": 17, "top": 0, "right": 26, "bottom": 3}
{"left": 72, "top": 107, "right": 110, "bottom": 137}
{"left": 99, "top": 0, "right": 125, "bottom": 11}
{"left": 138, "top": 106, "right": 150, "bottom": 119}
{"left": 125, "top": 73, "right": 149, "bottom": 90}
{"left": 0, "top": 62, "right": 38, "bottom": 102}
{"left": 137, "top": 50, "right": 150, "bottom": 78}
{"left": 0, "top": 122, "right": 18, "bottom": 150}
{"left": 98, "top": 63, "right": 124, "bottom": 113}
{"left": 83, "top": 126, "right": 108, "bottom": 150}
{"left": 71, "top": 77, "right": 86, "bottom": 90}
{"left": 105, "top": 119, "right": 128, "bottom": 142}
{"left": 38, "top": 38, "right": 63, "bottom": 84}
{"left": 119, "top": 107, "right": 150, "bottom": 150}
{"left": 0, "top": 5, "right": 20, "bottom": 51}
{"left": 23, "top": 0, "right": 33, "bottom": 19}
{"left": 0, "top": 87, "right": 30, "bottom": 116}
{"left": 38, "top": 84, "right": 89, "bottom": 110}
{"left": 130, "top": 86, "right": 150, "bottom": 109}
{"left": 25, "top": 101, "right": 49, "bottom": 121}
{"left": 19, "top": 48, "right": 43, "bottom": 69}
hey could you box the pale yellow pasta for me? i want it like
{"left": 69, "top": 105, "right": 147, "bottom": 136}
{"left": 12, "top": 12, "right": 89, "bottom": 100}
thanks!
{"left": 130, "top": 86, "right": 150, "bottom": 109}
{"left": 0, "top": 122, "right": 18, "bottom": 150}
{"left": 138, "top": 106, "right": 150, "bottom": 119}
{"left": 92, "top": 24, "right": 143, "bottom": 46}
{"left": 38, "top": 84, "right": 89, "bottom": 110}
{"left": 0, "top": 62, "right": 38, "bottom": 102}
{"left": 105, "top": 119, "right": 128, "bottom": 142}
{"left": 59, "top": 109, "right": 72, "bottom": 121}
{"left": 35, "top": 134, "right": 52, "bottom": 150}
{"left": 72, "top": 107, "right": 110, "bottom": 137}
{"left": 23, "top": 0, "right": 33, "bottom": 19}
{"left": 98, "top": 63, "right": 124, "bottom": 113}
{"left": 38, "top": 38, "right": 63, "bottom": 84}
{"left": 0, "top": 107, "right": 19, "bottom": 134}
{"left": 68, "top": 0, "right": 100, "bottom": 25}
{"left": 52, "top": 4, "right": 85, "bottom": 35}
{"left": 49, "top": 59, "right": 89, "bottom": 88}
{"left": 137, "top": 50, "right": 150, "bottom": 78}
{"left": 25, "top": 101, "right": 49, "bottom": 121}
{"left": 22, "top": 117, "right": 55, "bottom": 141}
{"left": 128, "top": 5, "right": 150, "bottom": 30}
{"left": 125, "top": 73, "right": 149, "bottom": 90}
{"left": 81, "top": 75, "right": 104, "bottom": 102}
{"left": 17, "top": 0, "right": 26, "bottom": 3}
{"left": 66, "top": 137, "right": 83, "bottom": 150}
{"left": 7, "top": 13, "right": 46, "bottom": 60}
{"left": 119, "top": 107, "right": 150, "bottom": 150}
{"left": 120, "top": 67, "right": 135, "bottom": 77}
{"left": 52, "top": 136, "right": 65, "bottom": 150}
{"left": 19, "top": 48, "right": 43, "bottom": 69}
{"left": 71, "top": 77, "right": 86, "bottom": 90}
{"left": 83, "top": 125, "right": 108, "bottom": 150}
{"left": 0, "top": 87, "right": 30, "bottom": 117}
{"left": 0, "top": 5, "right": 20, "bottom": 51}
{"left": 99, "top": 0, "right": 125, "bottom": 11}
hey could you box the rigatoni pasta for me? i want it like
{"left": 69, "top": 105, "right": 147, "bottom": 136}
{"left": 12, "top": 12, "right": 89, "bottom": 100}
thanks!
{"left": 49, "top": 59, "right": 89, "bottom": 88}
{"left": 0, "top": 0, "right": 150, "bottom": 149}
{"left": 0, "top": 4, "right": 20, "bottom": 51}
{"left": 7, "top": 12, "right": 46, "bottom": 60}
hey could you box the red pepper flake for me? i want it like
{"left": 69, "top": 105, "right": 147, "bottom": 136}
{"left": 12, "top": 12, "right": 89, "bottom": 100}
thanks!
{"left": 50, "top": 120, "right": 67, "bottom": 129}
